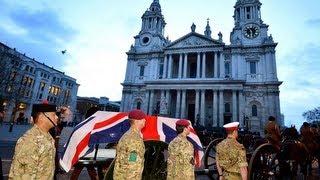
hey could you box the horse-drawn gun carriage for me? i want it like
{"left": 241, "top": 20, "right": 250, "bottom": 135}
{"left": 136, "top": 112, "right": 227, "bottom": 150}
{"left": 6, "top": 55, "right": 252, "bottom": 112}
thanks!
{"left": 203, "top": 126, "right": 320, "bottom": 180}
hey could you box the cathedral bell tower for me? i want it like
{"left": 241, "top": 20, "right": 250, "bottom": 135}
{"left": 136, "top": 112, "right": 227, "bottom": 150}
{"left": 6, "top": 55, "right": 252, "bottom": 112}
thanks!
{"left": 131, "top": 0, "right": 167, "bottom": 53}
{"left": 230, "top": 0, "right": 273, "bottom": 46}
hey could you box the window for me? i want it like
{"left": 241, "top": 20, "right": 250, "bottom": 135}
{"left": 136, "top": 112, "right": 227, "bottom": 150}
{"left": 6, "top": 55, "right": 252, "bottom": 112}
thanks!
{"left": 250, "top": 62, "right": 256, "bottom": 74}
{"left": 53, "top": 77, "right": 56, "bottom": 82}
{"left": 246, "top": 7, "right": 251, "bottom": 19}
{"left": 225, "top": 62, "right": 231, "bottom": 76}
{"left": 252, "top": 105, "right": 258, "bottom": 117}
{"left": 25, "top": 65, "right": 29, "bottom": 71}
{"left": 30, "top": 67, "right": 34, "bottom": 73}
{"left": 137, "top": 102, "right": 141, "bottom": 110}
{"left": 159, "top": 65, "right": 163, "bottom": 79}
{"left": 40, "top": 82, "right": 46, "bottom": 91}
{"left": 139, "top": 66, "right": 145, "bottom": 76}
{"left": 39, "top": 93, "right": 43, "bottom": 99}
{"left": 225, "top": 103, "right": 231, "bottom": 113}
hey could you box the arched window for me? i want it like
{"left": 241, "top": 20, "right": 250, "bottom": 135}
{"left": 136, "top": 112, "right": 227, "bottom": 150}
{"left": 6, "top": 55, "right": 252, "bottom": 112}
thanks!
{"left": 225, "top": 103, "right": 231, "bottom": 113}
{"left": 136, "top": 101, "right": 141, "bottom": 110}
{"left": 252, "top": 105, "right": 258, "bottom": 117}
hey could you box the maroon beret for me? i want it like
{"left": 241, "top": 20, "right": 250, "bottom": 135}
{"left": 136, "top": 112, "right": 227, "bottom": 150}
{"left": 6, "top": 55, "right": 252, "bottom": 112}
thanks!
{"left": 176, "top": 119, "right": 190, "bottom": 127}
{"left": 128, "top": 109, "right": 146, "bottom": 120}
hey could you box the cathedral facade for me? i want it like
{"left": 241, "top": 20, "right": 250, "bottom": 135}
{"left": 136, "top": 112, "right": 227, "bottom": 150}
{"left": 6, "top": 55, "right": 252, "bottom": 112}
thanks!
{"left": 121, "top": 0, "right": 282, "bottom": 132}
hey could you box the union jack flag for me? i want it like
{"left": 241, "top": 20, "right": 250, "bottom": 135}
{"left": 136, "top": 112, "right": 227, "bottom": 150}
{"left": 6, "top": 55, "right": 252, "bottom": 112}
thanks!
{"left": 60, "top": 111, "right": 204, "bottom": 172}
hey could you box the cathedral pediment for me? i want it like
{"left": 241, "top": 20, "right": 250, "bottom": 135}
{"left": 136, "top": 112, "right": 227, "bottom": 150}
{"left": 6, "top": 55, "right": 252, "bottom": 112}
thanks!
{"left": 166, "top": 32, "right": 222, "bottom": 49}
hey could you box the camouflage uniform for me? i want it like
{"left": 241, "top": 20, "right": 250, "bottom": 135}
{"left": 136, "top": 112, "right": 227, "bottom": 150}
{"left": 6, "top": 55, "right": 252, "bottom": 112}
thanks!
{"left": 216, "top": 137, "right": 248, "bottom": 180}
{"left": 113, "top": 128, "right": 145, "bottom": 180}
{"left": 9, "top": 125, "right": 56, "bottom": 180}
{"left": 264, "top": 121, "right": 281, "bottom": 148}
{"left": 167, "top": 135, "right": 194, "bottom": 180}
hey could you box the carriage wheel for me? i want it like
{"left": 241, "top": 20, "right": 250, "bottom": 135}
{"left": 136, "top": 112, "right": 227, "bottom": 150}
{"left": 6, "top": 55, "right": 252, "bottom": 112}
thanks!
{"left": 248, "top": 143, "right": 279, "bottom": 180}
{"left": 104, "top": 141, "right": 168, "bottom": 180}
{"left": 203, "top": 138, "right": 224, "bottom": 179}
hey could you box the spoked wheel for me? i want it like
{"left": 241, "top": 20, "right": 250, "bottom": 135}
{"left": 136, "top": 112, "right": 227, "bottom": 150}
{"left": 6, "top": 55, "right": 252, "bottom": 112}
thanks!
{"left": 248, "top": 143, "right": 279, "bottom": 180}
{"left": 204, "top": 138, "right": 223, "bottom": 179}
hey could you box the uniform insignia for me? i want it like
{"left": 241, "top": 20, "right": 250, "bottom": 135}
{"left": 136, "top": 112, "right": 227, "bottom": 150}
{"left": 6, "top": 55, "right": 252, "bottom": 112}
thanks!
{"left": 129, "top": 151, "right": 137, "bottom": 162}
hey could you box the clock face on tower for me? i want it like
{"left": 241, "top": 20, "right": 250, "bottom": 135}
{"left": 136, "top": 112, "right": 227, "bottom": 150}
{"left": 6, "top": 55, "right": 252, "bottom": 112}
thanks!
{"left": 243, "top": 24, "right": 260, "bottom": 39}
{"left": 140, "top": 34, "right": 152, "bottom": 46}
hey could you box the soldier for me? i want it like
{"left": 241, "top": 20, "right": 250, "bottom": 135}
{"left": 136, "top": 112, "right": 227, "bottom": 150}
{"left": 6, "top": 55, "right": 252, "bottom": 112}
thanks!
{"left": 9, "top": 102, "right": 58, "bottom": 179}
{"left": 167, "top": 119, "right": 195, "bottom": 180}
{"left": 264, "top": 116, "right": 281, "bottom": 149}
{"left": 216, "top": 122, "right": 248, "bottom": 180}
{"left": 113, "top": 109, "right": 146, "bottom": 180}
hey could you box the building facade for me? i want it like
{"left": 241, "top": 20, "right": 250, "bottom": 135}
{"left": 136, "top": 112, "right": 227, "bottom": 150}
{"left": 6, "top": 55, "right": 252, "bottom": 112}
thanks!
{"left": 121, "top": 0, "right": 282, "bottom": 132}
{"left": 0, "top": 42, "right": 79, "bottom": 123}
{"left": 76, "top": 96, "right": 120, "bottom": 122}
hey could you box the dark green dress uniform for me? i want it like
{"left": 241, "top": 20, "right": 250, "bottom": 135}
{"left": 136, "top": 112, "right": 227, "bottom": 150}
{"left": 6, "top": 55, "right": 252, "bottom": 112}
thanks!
{"left": 9, "top": 125, "right": 56, "bottom": 180}
{"left": 216, "top": 137, "right": 248, "bottom": 180}
{"left": 113, "top": 128, "right": 145, "bottom": 180}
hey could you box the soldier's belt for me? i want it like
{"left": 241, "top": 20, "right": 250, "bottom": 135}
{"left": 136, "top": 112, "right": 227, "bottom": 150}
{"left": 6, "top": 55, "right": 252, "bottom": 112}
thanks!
{"left": 223, "top": 170, "right": 240, "bottom": 176}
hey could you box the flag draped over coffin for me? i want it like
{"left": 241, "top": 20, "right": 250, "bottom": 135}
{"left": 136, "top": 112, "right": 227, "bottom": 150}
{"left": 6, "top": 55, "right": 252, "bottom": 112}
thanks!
{"left": 60, "top": 111, "right": 204, "bottom": 172}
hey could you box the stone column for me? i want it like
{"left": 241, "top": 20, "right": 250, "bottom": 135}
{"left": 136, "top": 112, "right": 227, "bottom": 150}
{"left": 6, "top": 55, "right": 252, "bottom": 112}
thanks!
{"left": 219, "top": 52, "right": 225, "bottom": 78}
{"left": 214, "top": 52, "right": 218, "bottom": 78}
{"left": 219, "top": 90, "right": 224, "bottom": 127}
{"left": 195, "top": 90, "right": 200, "bottom": 123}
{"left": 175, "top": 90, "right": 181, "bottom": 118}
{"left": 178, "top": 53, "right": 183, "bottom": 79}
{"left": 163, "top": 54, "right": 168, "bottom": 79}
{"left": 183, "top": 53, "right": 188, "bottom": 78}
{"left": 200, "top": 89, "right": 206, "bottom": 125}
{"left": 238, "top": 91, "right": 245, "bottom": 127}
{"left": 168, "top": 54, "right": 173, "bottom": 78}
{"left": 149, "top": 90, "right": 154, "bottom": 115}
{"left": 202, "top": 53, "right": 206, "bottom": 78}
{"left": 232, "top": 90, "right": 238, "bottom": 122}
{"left": 196, "top": 52, "right": 201, "bottom": 78}
{"left": 159, "top": 90, "right": 164, "bottom": 114}
{"left": 166, "top": 90, "right": 171, "bottom": 115}
{"left": 144, "top": 90, "right": 150, "bottom": 113}
{"left": 213, "top": 90, "right": 218, "bottom": 127}
{"left": 181, "top": 90, "right": 187, "bottom": 118}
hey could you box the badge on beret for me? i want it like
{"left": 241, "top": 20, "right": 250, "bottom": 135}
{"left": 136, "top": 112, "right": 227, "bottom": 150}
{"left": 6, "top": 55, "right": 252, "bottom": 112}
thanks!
{"left": 129, "top": 151, "right": 137, "bottom": 162}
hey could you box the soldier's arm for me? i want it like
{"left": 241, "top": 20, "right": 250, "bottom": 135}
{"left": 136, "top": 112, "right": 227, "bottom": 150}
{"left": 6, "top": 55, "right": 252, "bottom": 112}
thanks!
{"left": 9, "top": 139, "right": 38, "bottom": 179}
{"left": 240, "top": 166, "right": 248, "bottom": 180}
{"left": 126, "top": 140, "right": 144, "bottom": 179}
{"left": 238, "top": 145, "right": 248, "bottom": 180}
{"left": 215, "top": 146, "right": 223, "bottom": 179}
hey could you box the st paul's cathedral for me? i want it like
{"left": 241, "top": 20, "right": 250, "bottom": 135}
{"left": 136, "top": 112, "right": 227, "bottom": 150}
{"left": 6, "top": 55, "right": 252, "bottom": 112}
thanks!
{"left": 120, "top": 0, "right": 282, "bottom": 132}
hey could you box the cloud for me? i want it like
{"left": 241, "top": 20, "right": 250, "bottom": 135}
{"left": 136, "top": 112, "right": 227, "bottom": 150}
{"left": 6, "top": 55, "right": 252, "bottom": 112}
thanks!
{"left": 305, "top": 18, "right": 320, "bottom": 28}
{"left": 0, "top": 1, "right": 77, "bottom": 69}
{"left": 278, "top": 43, "right": 320, "bottom": 127}
{"left": 9, "top": 9, "right": 76, "bottom": 44}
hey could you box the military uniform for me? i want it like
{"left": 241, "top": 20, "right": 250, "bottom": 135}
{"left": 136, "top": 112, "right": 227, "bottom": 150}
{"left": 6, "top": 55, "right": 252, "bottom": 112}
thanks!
{"left": 9, "top": 125, "right": 55, "bottom": 180}
{"left": 216, "top": 137, "right": 248, "bottom": 180}
{"left": 264, "top": 121, "right": 281, "bottom": 148}
{"left": 167, "top": 135, "right": 194, "bottom": 180}
{"left": 113, "top": 128, "right": 145, "bottom": 180}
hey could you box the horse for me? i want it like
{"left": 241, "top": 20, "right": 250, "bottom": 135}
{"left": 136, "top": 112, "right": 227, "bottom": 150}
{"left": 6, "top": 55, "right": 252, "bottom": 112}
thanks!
{"left": 278, "top": 126, "right": 309, "bottom": 178}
